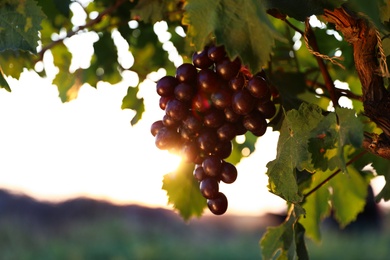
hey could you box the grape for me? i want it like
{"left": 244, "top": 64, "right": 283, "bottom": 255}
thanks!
{"left": 182, "top": 142, "right": 199, "bottom": 163}
{"left": 162, "top": 114, "right": 180, "bottom": 128}
{"left": 214, "top": 140, "right": 232, "bottom": 159}
{"left": 200, "top": 178, "right": 219, "bottom": 199}
{"left": 208, "top": 45, "right": 226, "bottom": 62}
{"left": 229, "top": 73, "right": 245, "bottom": 91}
{"left": 159, "top": 96, "right": 172, "bottom": 110}
{"left": 193, "top": 47, "right": 213, "bottom": 69}
{"left": 243, "top": 111, "right": 267, "bottom": 136}
{"left": 197, "top": 128, "right": 218, "bottom": 154}
{"left": 211, "top": 87, "right": 232, "bottom": 109}
{"left": 202, "top": 156, "right": 222, "bottom": 177}
{"left": 150, "top": 120, "right": 164, "bottom": 137}
{"left": 155, "top": 127, "right": 179, "bottom": 150}
{"left": 165, "top": 99, "right": 188, "bottom": 121}
{"left": 176, "top": 63, "right": 198, "bottom": 83}
{"left": 257, "top": 100, "right": 276, "bottom": 119}
{"left": 224, "top": 107, "right": 241, "bottom": 123}
{"left": 197, "top": 69, "right": 220, "bottom": 93}
{"left": 203, "top": 108, "right": 225, "bottom": 128}
{"left": 193, "top": 165, "right": 206, "bottom": 181}
{"left": 192, "top": 92, "right": 211, "bottom": 113}
{"left": 179, "top": 126, "right": 194, "bottom": 141}
{"left": 216, "top": 57, "right": 241, "bottom": 81}
{"left": 217, "top": 123, "right": 237, "bottom": 141}
{"left": 156, "top": 76, "right": 178, "bottom": 96}
{"left": 247, "top": 76, "right": 271, "bottom": 100}
{"left": 175, "top": 82, "right": 195, "bottom": 102}
{"left": 207, "top": 192, "right": 228, "bottom": 215}
{"left": 219, "top": 161, "right": 237, "bottom": 184}
{"left": 182, "top": 114, "right": 202, "bottom": 134}
{"left": 232, "top": 88, "right": 255, "bottom": 115}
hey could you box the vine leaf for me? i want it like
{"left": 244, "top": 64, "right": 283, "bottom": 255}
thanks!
{"left": 263, "top": 0, "right": 342, "bottom": 21}
{"left": 329, "top": 165, "right": 370, "bottom": 227}
{"left": 121, "top": 86, "right": 144, "bottom": 125}
{"left": 0, "top": 0, "right": 45, "bottom": 53}
{"left": 183, "top": 0, "right": 281, "bottom": 73}
{"left": 308, "top": 107, "right": 364, "bottom": 172}
{"left": 299, "top": 171, "right": 332, "bottom": 241}
{"left": 0, "top": 69, "right": 10, "bottom": 91}
{"left": 131, "top": 0, "right": 181, "bottom": 23}
{"left": 162, "top": 161, "right": 206, "bottom": 221}
{"left": 260, "top": 206, "right": 308, "bottom": 260}
{"left": 266, "top": 103, "right": 323, "bottom": 203}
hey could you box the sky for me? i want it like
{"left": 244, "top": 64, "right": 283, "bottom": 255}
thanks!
{"left": 0, "top": 69, "right": 288, "bottom": 216}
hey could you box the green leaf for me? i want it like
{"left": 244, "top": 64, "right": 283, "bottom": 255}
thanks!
{"left": 183, "top": 0, "right": 280, "bottom": 73}
{"left": 263, "top": 0, "right": 343, "bottom": 21}
{"left": 329, "top": 165, "right": 370, "bottom": 227}
{"left": 299, "top": 171, "right": 332, "bottom": 241}
{"left": 0, "top": 0, "right": 45, "bottom": 53}
{"left": 308, "top": 107, "right": 364, "bottom": 172}
{"left": 266, "top": 103, "right": 324, "bottom": 203}
{"left": 92, "top": 32, "right": 122, "bottom": 85}
{"left": 121, "top": 86, "right": 145, "bottom": 125}
{"left": 0, "top": 68, "right": 10, "bottom": 91}
{"left": 51, "top": 42, "right": 74, "bottom": 102}
{"left": 260, "top": 206, "right": 306, "bottom": 260}
{"left": 162, "top": 161, "right": 206, "bottom": 221}
{"left": 131, "top": 0, "right": 176, "bottom": 23}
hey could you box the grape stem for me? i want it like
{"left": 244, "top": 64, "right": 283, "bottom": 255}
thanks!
{"left": 303, "top": 150, "right": 367, "bottom": 199}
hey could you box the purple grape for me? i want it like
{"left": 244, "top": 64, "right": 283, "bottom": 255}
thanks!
{"left": 200, "top": 178, "right": 219, "bottom": 199}
{"left": 207, "top": 192, "right": 228, "bottom": 215}
{"left": 156, "top": 76, "right": 178, "bottom": 97}
{"left": 176, "top": 63, "right": 198, "bottom": 83}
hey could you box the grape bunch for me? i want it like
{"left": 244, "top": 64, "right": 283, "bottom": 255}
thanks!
{"left": 151, "top": 44, "right": 276, "bottom": 215}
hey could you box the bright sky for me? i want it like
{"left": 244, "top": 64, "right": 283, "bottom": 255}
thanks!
{"left": 0, "top": 69, "right": 287, "bottom": 216}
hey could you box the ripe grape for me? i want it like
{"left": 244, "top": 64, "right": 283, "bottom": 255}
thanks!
{"left": 232, "top": 88, "right": 255, "bottom": 115}
{"left": 208, "top": 45, "right": 226, "bottom": 62}
{"left": 211, "top": 87, "right": 232, "bottom": 109}
{"left": 176, "top": 63, "right": 197, "bottom": 83}
{"left": 155, "top": 127, "right": 179, "bottom": 150}
{"left": 150, "top": 120, "right": 164, "bottom": 137}
{"left": 247, "top": 76, "right": 271, "bottom": 100}
{"left": 197, "top": 69, "right": 220, "bottom": 93}
{"left": 219, "top": 161, "right": 237, "bottom": 184}
{"left": 156, "top": 76, "right": 177, "bottom": 96}
{"left": 200, "top": 178, "right": 219, "bottom": 199}
{"left": 202, "top": 156, "right": 222, "bottom": 177}
{"left": 257, "top": 100, "right": 276, "bottom": 119}
{"left": 197, "top": 128, "right": 218, "bottom": 154}
{"left": 193, "top": 47, "right": 213, "bottom": 69}
{"left": 151, "top": 43, "right": 277, "bottom": 215}
{"left": 207, "top": 192, "right": 228, "bottom": 215}
{"left": 174, "top": 82, "right": 195, "bottom": 102}
{"left": 193, "top": 165, "right": 206, "bottom": 181}
{"left": 203, "top": 108, "right": 225, "bottom": 128}
{"left": 165, "top": 99, "right": 188, "bottom": 121}
{"left": 216, "top": 57, "right": 241, "bottom": 81}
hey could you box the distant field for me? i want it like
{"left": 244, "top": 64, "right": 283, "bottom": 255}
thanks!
{"left": 0, "top": 189, "right": 389, "bottom": 259}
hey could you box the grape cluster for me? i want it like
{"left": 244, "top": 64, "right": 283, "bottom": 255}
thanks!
{"left": 151, "top": 44, "right": 276, "bottom": 215}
